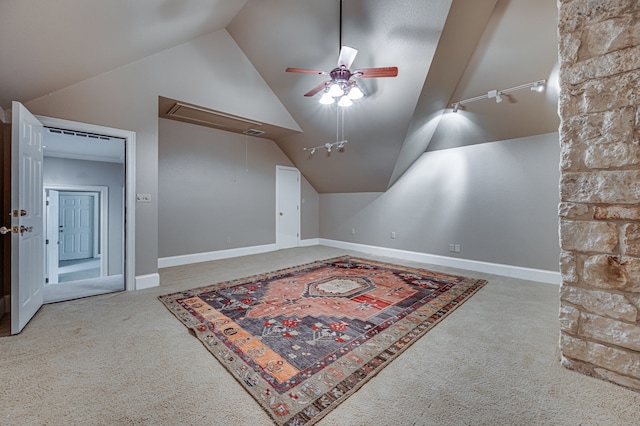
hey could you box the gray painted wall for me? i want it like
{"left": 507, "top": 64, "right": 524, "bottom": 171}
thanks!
{"left": 320, "top": 132, "right": 561, "bottom": 271}
{"left": 25, "top": 29, "right": 300, "bottom": 276}
{"left": 158, "top": 118, "right": 318, "bottom": 258}
{"left": 43, "top": 157, "right": 124, "bottom": 275}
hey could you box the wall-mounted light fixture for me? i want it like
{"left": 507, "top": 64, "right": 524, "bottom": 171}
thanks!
{"left": 450, "top": 79, "right": 546, "bottom": 112}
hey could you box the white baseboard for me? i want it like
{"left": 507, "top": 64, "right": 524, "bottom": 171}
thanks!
{"left": 300, "top": 238, "right": 320, "bottom": 247}
{"left": 135, "top": 273, "right": 160, "bottom": 290}
{"left": 318, "top": 239, "right": 561, "bottom": 285}
{"left": 158, "top": 244, "right": 278, "bottom": 269}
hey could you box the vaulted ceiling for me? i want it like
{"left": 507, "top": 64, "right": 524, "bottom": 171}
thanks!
{"left": 0, "top": 0, "right": 559, "bottom": 194}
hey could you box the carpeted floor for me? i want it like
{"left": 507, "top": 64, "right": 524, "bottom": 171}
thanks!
{"left": 1, "top": 246, "right": 639, "bottom": 425}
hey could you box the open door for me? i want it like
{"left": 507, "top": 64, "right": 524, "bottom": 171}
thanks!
{"left": 10, "top": 101, "right": 45, "bottom": 334}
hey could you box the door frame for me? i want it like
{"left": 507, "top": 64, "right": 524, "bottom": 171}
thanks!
{"left": 45, "top": 186, "right": 108, "bottom": 279}
{"left": 36, "top": 115, "right": 136, "bottom": 291}
{"left": 275, "top": 165, "right": 300, "bottom": 249}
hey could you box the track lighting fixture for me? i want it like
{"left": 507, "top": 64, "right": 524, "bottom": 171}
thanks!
{"left": 304, "top": 140, "right": 348, "bottom": 156}
{"left": 451, "top": 79, "right": 546, "bottom": 112}
{"left": 531, "top": 81, "right": 545, "bottom": 92}
{"left": 305, "top": 98, "right": 349, "bottom": 156}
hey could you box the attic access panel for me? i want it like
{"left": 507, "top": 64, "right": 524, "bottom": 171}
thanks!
{"left": 158, "top": 96, "right": 300, "bottom": 140}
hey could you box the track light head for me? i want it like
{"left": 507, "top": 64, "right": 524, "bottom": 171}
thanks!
{"left": 531, "top": 81, "right": 545, "bottom": 92}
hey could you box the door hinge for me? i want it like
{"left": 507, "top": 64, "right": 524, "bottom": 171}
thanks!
{"left": 46, "top": 200, "right": 49, "bottom": 206}
{"left": 46, "top": 239, "right": 49, "bottom": 244}
{"left": 45, "top": 278, "right": 49, "bottom": 284}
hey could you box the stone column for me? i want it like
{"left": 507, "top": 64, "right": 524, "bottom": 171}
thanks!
{"left": 558, "top": 0, "right": 640, "bottom": 392}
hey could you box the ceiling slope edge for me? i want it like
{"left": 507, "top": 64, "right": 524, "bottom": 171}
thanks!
{"left": 387, "top": 0, "right": 499, "bottom": 190}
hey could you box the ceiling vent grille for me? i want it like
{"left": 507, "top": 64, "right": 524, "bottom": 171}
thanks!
{"left": 243, "top": 128, "right": 265, "bottom": 136}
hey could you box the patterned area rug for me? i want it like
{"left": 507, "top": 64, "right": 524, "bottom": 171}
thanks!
{"left": 158, "top": 256, "right": 487, "bottom": 425}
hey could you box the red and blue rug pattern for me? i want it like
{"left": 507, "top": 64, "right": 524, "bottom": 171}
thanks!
{"left": 159, "top": 256, "right": 487, "bottom": 425}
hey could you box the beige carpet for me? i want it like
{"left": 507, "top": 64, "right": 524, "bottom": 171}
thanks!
{"left": 1, "top": 246, "right": 638, "bottom": 425}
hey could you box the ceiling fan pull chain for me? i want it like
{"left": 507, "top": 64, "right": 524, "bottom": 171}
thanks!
{"left": 336, "top": 105, "right": 340, "bottom": 143}
{"left": 341, "top": 107, "right": 345, "bottom": 142}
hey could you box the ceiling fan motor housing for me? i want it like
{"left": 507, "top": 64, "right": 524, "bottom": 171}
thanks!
{"left": 330, "top": 66, "right": 352, "bottom": 82}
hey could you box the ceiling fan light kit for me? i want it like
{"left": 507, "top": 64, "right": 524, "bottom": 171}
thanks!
{"left": 288, "top": 0, "right": 398, "bottom": 154}
{"left": 286, "top": 1, "right": 398, "bottom": 108}
{"left": 451, "top": 79, "right": 546, "bottom": 112}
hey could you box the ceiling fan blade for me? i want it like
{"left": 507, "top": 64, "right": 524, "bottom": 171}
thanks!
{"left": 353, "top": 67, "right": 398, "bottom": 78}
{"left": 304, "top": 81, "right": 330, "bottom": 97}
{"left": 286, "top": 67, "right": 329, "bottom": 75}
{"left": 337, "top": 46, "right": 358, "bottom": 69}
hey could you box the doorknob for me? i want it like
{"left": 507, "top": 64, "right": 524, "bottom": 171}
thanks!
{"left": 279, "top": 212, "right": 284, "bottom": 216}
{"left": 1, "top": 226, "right": 17, "bottom": 235}
{"left": 20, "top": 226, "right": 33, "bottom": 235}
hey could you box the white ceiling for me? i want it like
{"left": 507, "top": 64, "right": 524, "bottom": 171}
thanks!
{"left": 43, "top": 128, "right": 124, "bottom": 163}
{"left": 0, "top": 0, "right": 559, "bottom": 193}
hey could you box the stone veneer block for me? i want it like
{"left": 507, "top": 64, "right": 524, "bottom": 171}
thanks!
{"left": 622, "top": 224, "right": 640, "bottom": 257}
{"left": 560, "top": 170, "right": 640, "bottom": 204}
{"left": 579, "top": 312, "right": 640, "bottom": 352}
{"left": 563, "top": 70, "right": 640, "bottom": 115}
{"left": 559, "top": 202, "right": 590, "bottom": 219}
{"left": 583, "top": 255, "right": 640, "bottom": 292}
{"left": 560, "top": 220, "right": 618, "bottom": 253}
{"left": 559, "top": 304, "right": 581, "bottom": 334}
{"left": 561, "top": 286, "right": 638, "bottom": 322}
{"left": 560, "top": 108, "right": 634, "bottom": 146}
{"left": 594, "top": 205, "right": 640, "bottom": 221}
{"left": 565, "top": 46, "right": 640, "bottom": 85}
{"left": 560, "top": 334, "right": 640, "bottom": 379}
{"left": 584, "top": 142, "right": 640, "bottom": 169}
{"left": 559, "top": 251, "right": 579, "bottom": 284}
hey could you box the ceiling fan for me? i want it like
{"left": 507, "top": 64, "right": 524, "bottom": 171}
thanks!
{"left": 286, "top": 1, "right": 398, "bottom": 107}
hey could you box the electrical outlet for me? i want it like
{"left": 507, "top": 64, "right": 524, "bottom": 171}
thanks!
{"left": 136, "top": 193, "right": 151, "bottom": 203}
{"left": 225, "top": 237, "right": 231, "bottom": 245}
{"left": 351, "top": 228, "right": 356, "bottom": 235}
{"left": 449, "top": 244, "right": 455, "bottom": 252}
{"left": 454, "top": 244, "right": 461, "bottom": 253}
{"left": 390, "top": 231, "right": 396, "bottom": 239}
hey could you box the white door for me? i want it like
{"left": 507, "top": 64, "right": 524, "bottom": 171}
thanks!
{"left": 59, "top": 194, "right": 93, "bottom": 261}
{"left": 11, "top": 101, "right": 45, "bottom": 335}
{"left": 276, "top": 166, "right": 300, "bottom": 249}
{"left": 46, "top": 189, "right": 60, "bottom": 284}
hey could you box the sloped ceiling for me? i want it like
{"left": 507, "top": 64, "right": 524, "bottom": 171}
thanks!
{"left": 0, "top": 0, "right": 559, "bottom": 194}
{"left": 0, "top": 0, "right": 246, "bottom": 109}
{"left": 228, "top": 0, "right": 454, "bottom": 193}
{"left": 229, "top": 0, "right": 559, "bottom": 193}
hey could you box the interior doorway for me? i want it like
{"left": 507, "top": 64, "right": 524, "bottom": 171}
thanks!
{"left": 275, "top": 165, "right": 300, "bottom": 249}
{"left": 3, "top": 103, "right": 136, "bottom": 335}
{"left": 41, "top": 129, "right": 126, "bottom": 303}
{"left": 45, "top": 186, "right": 110, "bottom": 285}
